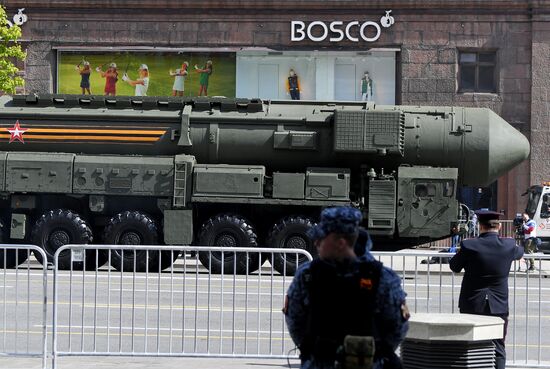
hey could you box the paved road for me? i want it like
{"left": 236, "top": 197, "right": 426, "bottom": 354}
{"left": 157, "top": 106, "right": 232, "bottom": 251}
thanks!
{"left": 0, "top": 356, "right": 298, "bottom": 369}
{"left": 1, "top": 251, "right": 549, "bottom": 368}
{"left": 1, "top": 254, "right": 297, "bottom": 363}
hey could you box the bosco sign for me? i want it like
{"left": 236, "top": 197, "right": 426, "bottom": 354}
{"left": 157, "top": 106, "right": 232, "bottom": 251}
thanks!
{"left": 291, "top": 10, "right": 395, "bottom": 43}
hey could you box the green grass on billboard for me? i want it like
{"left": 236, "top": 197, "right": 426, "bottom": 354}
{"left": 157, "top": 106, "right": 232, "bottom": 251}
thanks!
{"left": 58, "top": 52, "right": 236, "bottom": 97}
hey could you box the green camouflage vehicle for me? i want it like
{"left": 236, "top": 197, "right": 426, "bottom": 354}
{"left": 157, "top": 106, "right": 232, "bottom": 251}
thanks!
{"left": 0, "top": 94, "right": 530, "bottom": 274}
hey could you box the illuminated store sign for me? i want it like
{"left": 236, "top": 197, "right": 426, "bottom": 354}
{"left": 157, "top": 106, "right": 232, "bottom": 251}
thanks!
{"left": 291, "top": 10, "right": 394, "bottom": 43}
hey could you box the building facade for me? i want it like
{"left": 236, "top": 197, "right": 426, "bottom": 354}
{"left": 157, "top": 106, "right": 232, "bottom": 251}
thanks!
{"left": 4, "top": 0, "right": 550, "bottom": 217}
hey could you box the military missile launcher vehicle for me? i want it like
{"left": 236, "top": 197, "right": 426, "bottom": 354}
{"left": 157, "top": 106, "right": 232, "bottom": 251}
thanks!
{"left": 0, "top": 94, "right": 530, "bottom": 274}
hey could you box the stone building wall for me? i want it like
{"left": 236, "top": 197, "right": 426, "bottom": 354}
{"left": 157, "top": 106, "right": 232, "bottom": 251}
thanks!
{"left": 530, "top": 12, "right": 550, "bottom": 189}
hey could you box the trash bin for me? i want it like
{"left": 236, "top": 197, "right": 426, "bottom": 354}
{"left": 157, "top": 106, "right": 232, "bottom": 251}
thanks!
{"left": 401, "top": 313, "right": 504, "bottom": 369}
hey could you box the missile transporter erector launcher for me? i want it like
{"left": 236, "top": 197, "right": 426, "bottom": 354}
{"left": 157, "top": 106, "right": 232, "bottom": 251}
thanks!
{"left": 0, "top": 94, "right": 530, "bottom": 274}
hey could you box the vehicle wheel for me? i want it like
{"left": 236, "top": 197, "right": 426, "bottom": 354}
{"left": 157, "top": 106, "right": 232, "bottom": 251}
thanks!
{"left": 0, "top": 218, "right": 28, "bottom": 268}
{"left": 268, "top": 216, "right": 316, "bottom": 276}
{"left": 104, "top": 211, "right": 161, "bottom": 272}
{"left": 31, "top": 209, "right": 105, "bottom": 270}
{"left": 198, "top": 214, "right": 261, "bottom": 274}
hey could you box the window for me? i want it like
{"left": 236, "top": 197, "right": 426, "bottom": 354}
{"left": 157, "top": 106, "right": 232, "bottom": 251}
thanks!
{"left": 541, "top": 194, "right": 550, "bottom": 219}
{"left": 458, "top": 51, "right": 497, "bottom": 93}
{"left": 443, "top": 180, "right": 455, "bottom": 197}
{"left": 526, "top": 187, "right": 542, "bottom": 215}
{"left": 415, "top": 183, "right": 436, "bottom": 198}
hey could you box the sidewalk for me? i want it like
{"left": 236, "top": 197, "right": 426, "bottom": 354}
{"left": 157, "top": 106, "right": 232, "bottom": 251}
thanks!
{"left": 0, "top": 355, "right": 541, "bottom": 369}
{"left": 0, "top": 357, "right": 300, "bottom": 369}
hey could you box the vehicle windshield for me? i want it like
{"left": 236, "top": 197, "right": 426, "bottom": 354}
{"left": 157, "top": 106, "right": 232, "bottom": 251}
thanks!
{"left": 526, "top": 186, "right": 542, "bottom": 216}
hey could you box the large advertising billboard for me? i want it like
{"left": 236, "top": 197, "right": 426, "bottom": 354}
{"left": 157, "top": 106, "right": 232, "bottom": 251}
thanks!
{"left": 57, "top": 51, "right": 236, "bottom": 97}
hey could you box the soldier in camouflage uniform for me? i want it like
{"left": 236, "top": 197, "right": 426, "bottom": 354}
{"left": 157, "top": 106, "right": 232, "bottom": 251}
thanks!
{"left": 284, "top": 206, "right": 409, "bottom": 369}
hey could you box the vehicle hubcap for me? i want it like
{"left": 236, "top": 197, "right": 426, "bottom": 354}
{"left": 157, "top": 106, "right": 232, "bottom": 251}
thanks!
{"left": 286, "top": 235, "right": 307, "bottom": 249}
{"left": 216, "top": 233, "right": 237, "bottom": 247}
{"left": 120, "top": 231, "right": 141, "bottom": 245}
{"left": 49, "top": 230, "right": 70, "bottom": 248}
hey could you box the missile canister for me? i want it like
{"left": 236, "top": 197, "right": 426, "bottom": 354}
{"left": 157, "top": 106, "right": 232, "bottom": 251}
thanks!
{"left": 0, "top": 94, "right": 530, "bottom": 274}
{"left": 0, "top": 94, "right": 528, "bottom": 187}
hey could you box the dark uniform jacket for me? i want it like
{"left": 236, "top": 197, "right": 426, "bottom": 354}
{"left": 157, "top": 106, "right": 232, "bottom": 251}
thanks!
{"left": 449, "top": 232, "right": 524, "bottom": 315}
{"left": 286, "top": 255, "right": 408, "bottom": 369}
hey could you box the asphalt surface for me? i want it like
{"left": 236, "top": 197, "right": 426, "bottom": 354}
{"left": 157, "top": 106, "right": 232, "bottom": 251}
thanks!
{"left": 0, "top": 357, "right": 299, "bottom": 369}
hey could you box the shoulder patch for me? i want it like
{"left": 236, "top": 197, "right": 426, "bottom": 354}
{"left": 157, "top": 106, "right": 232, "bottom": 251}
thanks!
{"left": 360, "top": 277, "right": 374, "bottom": 290}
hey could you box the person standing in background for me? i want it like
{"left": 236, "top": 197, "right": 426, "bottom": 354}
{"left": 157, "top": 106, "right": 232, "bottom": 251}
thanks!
{"left": 520, "top": 212, "right": 537, "bottom": 271}
{"left": 450, "top": 209, "right": 524, "bottom": 369}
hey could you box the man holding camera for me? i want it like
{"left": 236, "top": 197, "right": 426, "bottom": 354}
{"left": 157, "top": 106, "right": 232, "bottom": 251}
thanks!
{"left": 521, "top": 212, "right": 537, "bottom": 271}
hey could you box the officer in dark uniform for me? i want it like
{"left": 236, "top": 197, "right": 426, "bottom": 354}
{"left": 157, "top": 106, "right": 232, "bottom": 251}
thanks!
{"left": 449, "top": 209, "right": 524, "bottom": 369}
{"left": 284, "top": 206, "right": 409, "bottom": 369}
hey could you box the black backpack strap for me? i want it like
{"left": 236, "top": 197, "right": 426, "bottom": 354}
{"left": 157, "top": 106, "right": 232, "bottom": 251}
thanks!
{"left": 299, "top": 259, "right": 325, "bottom": 360}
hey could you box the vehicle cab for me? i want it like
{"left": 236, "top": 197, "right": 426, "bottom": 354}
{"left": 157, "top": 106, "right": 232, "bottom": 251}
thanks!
{"left": 525, "top": 183, "right": 550, "bottom": 252}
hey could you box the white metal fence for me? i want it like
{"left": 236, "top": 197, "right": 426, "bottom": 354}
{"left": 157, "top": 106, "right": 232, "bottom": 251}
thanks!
{"left": 51, "top": 245, "right": 312, "bottom": 368}
{"left": 0, "top": 245, "right": 48, "bottom": 369}
{"left": 0, "top": 244, "right": 549, "bottom": 368}
{"left": 425, "top": 220, "right": 516, "bottom": 250}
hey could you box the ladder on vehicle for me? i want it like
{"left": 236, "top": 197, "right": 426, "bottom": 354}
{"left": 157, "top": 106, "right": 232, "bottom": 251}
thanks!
{"left": 173, "top": 163, "right": 187, "bottom": 207}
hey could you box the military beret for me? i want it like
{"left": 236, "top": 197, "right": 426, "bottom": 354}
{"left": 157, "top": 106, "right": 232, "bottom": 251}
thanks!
{"left": 307, "top": 206, "right": 363, "bottom": 241}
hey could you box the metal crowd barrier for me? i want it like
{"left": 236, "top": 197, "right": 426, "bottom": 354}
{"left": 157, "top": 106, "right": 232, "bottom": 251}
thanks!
{"left": 426, "top": 220, "right": 514, "bottom": 250}
{"left": 2, "top": 243, "right": 547, "bottom": 368}
{"left": 371, "top": 250, "right": 550, "bottom": 368}
{"left": 500, "top": 219, "right": 516, "bottom": 238}
{"left": 0, "top": 244, "right": 48, "bottom": 369}
{"left": 51, "top": 245, "right": 312, "bottom": 368}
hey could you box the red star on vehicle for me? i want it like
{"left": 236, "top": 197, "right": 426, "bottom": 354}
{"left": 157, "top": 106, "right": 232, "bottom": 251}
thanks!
{"left": 6, "top": 120, "right": 29, "bottom": 143}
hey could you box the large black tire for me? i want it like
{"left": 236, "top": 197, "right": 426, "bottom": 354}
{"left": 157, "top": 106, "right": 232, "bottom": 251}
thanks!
{"left": 31, "top": 209, "right": 106, "bottom": 270}
{"left": 267, "top": 216, "right": 316, "bottom": 276}
{"left": 104, "top": 211, "right": 163, "bottom": 272}
{"left": 198, "top": 214, "right": 261, "bottom": 274}
{"left": 0, "top": 218, "right": 29, "bottom": 268}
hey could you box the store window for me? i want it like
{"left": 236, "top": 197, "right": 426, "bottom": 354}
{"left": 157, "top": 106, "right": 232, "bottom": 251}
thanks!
{"left": 56, "top": 49, "right": 397, "bottom": 102}
{"left": 458, "top": 51, "right": 497, "bottom": 93}
{"left": 236, "top": 50, "right": 396, "bottom": 104}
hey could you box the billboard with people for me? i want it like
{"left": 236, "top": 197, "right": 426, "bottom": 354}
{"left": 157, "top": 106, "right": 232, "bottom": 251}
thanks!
{"left": 57, "top": 49, "right": 396, "bottom": 103}
{"left": 57, "top": 51, "right": 236, "bottom": 97}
